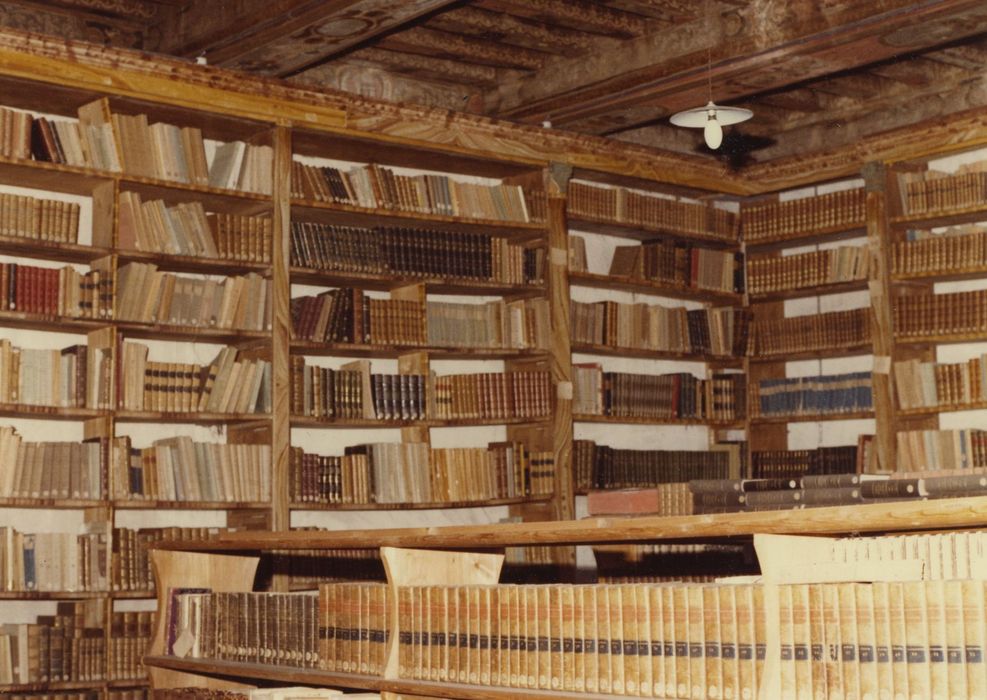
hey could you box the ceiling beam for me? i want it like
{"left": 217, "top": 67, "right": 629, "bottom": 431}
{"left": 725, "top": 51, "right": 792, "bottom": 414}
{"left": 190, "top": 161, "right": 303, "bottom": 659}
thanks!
{"left": 376, "top": 26, "right": 550, "bottom": 71}
{"left": 482, "top": 0, "right": 987, "bottom": 131}
{"left": 425, "top": 6, "right": 596, "bottom": 56}
{"left": 151, "top": 0, "right": 462, "bottom": 77}
{"left": 472, "top": 0, "right": 658, "bottom": 37}
{"left": 338, "top": 46, "right": 514, "bottom": 87}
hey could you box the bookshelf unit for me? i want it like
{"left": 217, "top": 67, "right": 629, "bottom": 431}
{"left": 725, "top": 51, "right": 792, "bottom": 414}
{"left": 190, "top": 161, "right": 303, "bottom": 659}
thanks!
{"left": 742, "top": 182, "right": 881, "bottom": 478}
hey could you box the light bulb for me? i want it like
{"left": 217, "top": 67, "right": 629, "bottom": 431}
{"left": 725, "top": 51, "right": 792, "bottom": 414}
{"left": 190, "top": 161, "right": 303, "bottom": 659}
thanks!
{"left": 704, "top": 111, "right": 723, "bottom": 149}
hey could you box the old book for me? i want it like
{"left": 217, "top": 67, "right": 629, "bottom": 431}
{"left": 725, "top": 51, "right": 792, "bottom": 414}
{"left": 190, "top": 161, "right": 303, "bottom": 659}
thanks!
{"left": 903, "top": 581, "right": 931, "bottom": 699}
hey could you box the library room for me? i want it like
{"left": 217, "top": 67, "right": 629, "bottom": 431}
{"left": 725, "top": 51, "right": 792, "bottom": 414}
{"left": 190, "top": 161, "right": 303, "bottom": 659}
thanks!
{"left": 1, "top": 2, "right": 987, "bottom": 699}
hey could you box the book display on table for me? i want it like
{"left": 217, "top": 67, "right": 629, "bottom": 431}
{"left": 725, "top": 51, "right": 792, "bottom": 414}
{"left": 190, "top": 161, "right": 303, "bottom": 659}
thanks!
{"left": 0, "top": 90, "right": 277, "bottom": 699}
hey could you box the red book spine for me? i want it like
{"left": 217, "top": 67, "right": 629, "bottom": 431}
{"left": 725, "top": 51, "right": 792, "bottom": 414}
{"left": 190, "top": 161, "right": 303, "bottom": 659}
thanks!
{"left": 47, "top": 267, "right": 58, "bottom": 315}
{"left": 15, "top": 263, "right": 27, "bottom": 313}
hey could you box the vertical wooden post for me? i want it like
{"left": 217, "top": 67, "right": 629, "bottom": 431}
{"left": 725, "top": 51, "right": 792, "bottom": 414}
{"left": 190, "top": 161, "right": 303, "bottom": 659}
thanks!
{"left": 863, "top": 162, "right": 896, "bottom": 473}
{"left": 270, "top": 125, "right": 292, "bottom": 536}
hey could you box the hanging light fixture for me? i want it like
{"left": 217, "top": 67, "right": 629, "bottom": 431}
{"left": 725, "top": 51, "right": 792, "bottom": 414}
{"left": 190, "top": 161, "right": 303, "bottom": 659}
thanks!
{"left": 670, "top": 50, "right": 752, "bottom": 150}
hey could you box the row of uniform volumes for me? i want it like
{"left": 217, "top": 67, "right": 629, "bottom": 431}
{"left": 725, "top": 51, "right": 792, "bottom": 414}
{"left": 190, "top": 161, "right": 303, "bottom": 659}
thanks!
{"left": 109, "top": 436, "right": 271, "bottom": 503}
{"left": 740, "top": 188, "right": 866, "bottom": 242}
{"left": 290, "top": 360, "right": 551, "bottom": 422}
{"left": 0, "top": 258, "right": 112, "bottom": 318}
{"left": 157, "top": 689, "right": 380, "bottom": 699}
{"left": 118, "top": 191, "right": 272, "bottom": 263}
{"left": 746, "top": 245, "right": 870, "bottom": 295}
{"left": 0, "top": 600, "right": 106, "bottom": 685}
{"left": 750, "top": 445, "right": 861, "bottom": 480}
{"left": 600, "top": 239, "right": 742, "bottom": 294}
{"left": 898, "top": 161, "right": 987, "bottom": 215}
{"left": 163, "top": 530, "right": 987, "bottom": 700}
{"left": 893, "top": 289, "right": 987, "bottom": 339}
{"left": 115, "top": 263, "right": 271, "bottom": 331}
{"left": 566, "top": 180, "right": 738, "bottom": 241}
{"left": 0, "top": 428, "right": 106, "bottom": 500}
{"left": 26, "top": 102, "right": 272, "bottom": 194}
{"left": 572, "top": 440, "right": 736, "bottom": 492}
{"left": 290, "top": 440, "right": 554, "bottom": 505}
{"left": 750, "top": 307, "right": 871, "bottom": 357}
{"left": 893, "top": 355, "right": 987, "bottom": 409}
{"left": 0, "top": 191, "right": 80, "bottom": 243}
{"left": 892, "top": 225, "right": 987, "bottom": 276}
{"left": 570, "top": 300, "right": 749, "bottom": 357}
{"left": 572, "top": 366, "right": 745, "bottom": 421}
{"left": 291, "top": 289, "right": 548, "bottom": 350}
{"left": 106, "top": 611, "right": 153, "bottom": 681}
{"left": 586, "top": 483, "right": 696, "bottom": 518}
{"left": 119, "top": 343, "right": 272, "bottom": 415}
{"left": 290, "top": 160, "right": 543, "bottom": 223}
{"left": 113, "top": 526, "right": 234, "bottom": 594}
{"left": 290, "top": 222, "right": 544, "bottom": 285}
{"left": 754, "top": 372, "right": 873, "bottom": 418}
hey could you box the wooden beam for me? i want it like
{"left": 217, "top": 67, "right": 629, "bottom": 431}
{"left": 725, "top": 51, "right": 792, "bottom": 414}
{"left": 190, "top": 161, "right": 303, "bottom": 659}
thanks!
{"left": 152, "top": 0, "right": 462, "bottom": 77}
{"left": 343, "top": 47, "right": 510, "bottom": 86}
{"left": 483, "top": 0, "right": 987, "bottom": 130}
{"left": 425, "top": 6, "right": 598, "bottom": 56}
{"left": 377, "top": 26, "right": 551, "bottom": 71}
{"left": 602, "top": 0, "right": 698, "bottom": 24}
{"left": 473, "top": 0, "right": 659, "bottom": 37}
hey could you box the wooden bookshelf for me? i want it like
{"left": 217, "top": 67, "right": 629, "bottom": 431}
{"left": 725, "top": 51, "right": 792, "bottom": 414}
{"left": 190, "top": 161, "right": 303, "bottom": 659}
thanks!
{"left": 746, "top": 278, "right": 870, "bottom": 303}
{"left": 566, "top": 215, "right": 738, "bottom": 247}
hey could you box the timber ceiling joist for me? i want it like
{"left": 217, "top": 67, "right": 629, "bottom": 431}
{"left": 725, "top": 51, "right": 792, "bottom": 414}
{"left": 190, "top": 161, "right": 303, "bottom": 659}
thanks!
{"left": 3, "top": 0, "right": 987, "bottom": 169}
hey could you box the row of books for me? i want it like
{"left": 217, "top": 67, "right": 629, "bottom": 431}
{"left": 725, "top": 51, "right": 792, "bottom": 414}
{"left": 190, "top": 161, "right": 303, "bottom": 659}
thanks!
{"left": 0, "top": 339, "right": 107, "bottom": 409}
{"left": 120, "top": 343, "right": 272, "bottom": 415}
{"left": 572, "top": 440, "right": 734, "bottom": 492}
{"left": 0, "top": 260, "right": 112, "bottom": 319}
{"left": 118, "top": 191, "right": 272, "bottom": 263}
{"left": 573, "top": 366, "right": 746, "bottom": 421}
{"left": 112, "top": 527, "right": 233, "bottom": 593}
{"left": 168, "top": 590, "right": 319, "bottom": 668}
{"left": 750, "top": 445, "right": 860, "bottom": 480}
{"left": 893, "top": 355, "right": 987, "bottom": 409}
{"left": 115, "top": 263, "right": 271, "bottom": 331}
{"left": 754, "top": 372, "right": 873, "bottom": 418}
{"left": 0, "top": 523, "right": 108, "bottom": 592}
{"left": 291, "top": 289, "right": 549, "bottom": 350}
{"left": 898, "top": 163, "right": 987, "bottom": 215}
{"left": 896, "top": 428, "right": 987, "bottom": 472}
{"left": 892, "top": 225, "right": 987, "bottom": 277}
{"left": 0, "top": 427, "right": 106, "bottom": 500}
{"left": 107, "top": 611, "right": 153, "bottom": 681}
{"left": 893, "top": 289, "right": 987, "bottom": 339}
{"left": 750, "top": 307, "right": 871, "bottom": 357}
{"left": 593, "top": 544, "right": 753, "bottom": 584}
{"left": 747, "top": 245, "right": 870, "bottom": 295}
{"left": 585, "top": 483, "right": 695, "bottom": 518}
{"left": 32, "top": 102, "right": 273, "bottom": 194}
{"left": 740, "top": 188, "right": 866, "bottom": 242}
{"left": 433, "top": 370, "right": 552, "bottom": 421}
{"left": 0, "top": 600, "right": 105, "bottom": 684}
{"left": 567, "top": 180, "right": 738, "bottom": 240}
{"left": 602, "top": 239, "right": 743, "bottom": 294}
{"left": 290, "top": 441, "right": 554, "bottom": 506}
{"left": 290, "top": 222, "right": 544, "bottom": 285}
{"left": 290, "top": 160, "right": 542, "bottom": 223}
{"left": 0, "top": 192, "right": 80, "bottom": 244}
{"left": 156, "top": 690, "right": 379, "bottom": 700}
{"left": 570, "top": 300, "right": 749, "bottom": 357}
{"left": 110, "top": 436, "right": 271, "bottom": 503}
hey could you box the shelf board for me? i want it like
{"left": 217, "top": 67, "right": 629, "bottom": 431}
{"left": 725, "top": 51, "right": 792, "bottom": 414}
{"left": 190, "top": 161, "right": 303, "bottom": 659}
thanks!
{"left": 113, "top": 499, "right": 270, "bottom": 510}
{"left": 747, "top": 342, "right": 874, "bottom": 363}
{"left": 0, "top": 497, "right": 104, "bottom": 508}
{"left": 749, "top": 410, "right": 875, "bottom": 424}
{"left": 567, "top": 214, "right": 738, "bottom": 248}
{"left": 290, "top": 494, "right": 551, "bottom": 511}
{"left": 0, "top": 235, "right": 109, "bottom": 264}
{"left": 891, "top": 265, "right": 987, "bottom": 284}
{"left": 113, "top": 320, "right": 270, "bottom": 343}
{"left": 0, "top": 155, "right": 113, "bottom": 195}
{"left": 291, "top": 340, "right": 547, "bottom": 360}
{"left": 118, "top": 249, "right": 271, "bottom": 276}
{"left": 895, "top": 331, "right": 987, "bottom": 347}
{"left": 0, "top": 680, "right": 105, "bottom": 693}
{"left": 571, "top": 341, "right": 741, "bottom": 364}
{"left": 0, "top": 309, "right": 105, "bottom": 334}
{"left": 742, "top": 223, "right": 867, "bottom": 252}
{"left": 567, "top": 270, "right": 740, "bottom": 304}
{"left": 572, "top": 414, "right": 741, "bottom": 427}
{"left": 896, "top": 400, "right": 987, "bottom": 417}
{"left": 0, "top": 590, "right": 109, "bottom": 600}
{"left": 890, "top": 204, "right": 987, "bottom": 229}
{"left": 747, "top": 278, "right": 869, "bottom": 303}
{"left": 292, "top": 199, "right": 547, "bottom": 239}
{"left": 150, "top": 494, "right": 987, "bottom": 550}
{"left": 291, "top": 416, "right": 549, "bottom": 429}
{"left": 289, "top": 266, "right": 545, "bottom": 297}
{"left": 114, "top": 410, "right": 270, "bottom": 424}
{"left": 119, "top": 176, "right": 272, "bottom": 213}
{"left": 143, "top": 655, "right": 670, "bottom": 700}
{"left": 0, "top": 403, "right": 106, "bottom": 420}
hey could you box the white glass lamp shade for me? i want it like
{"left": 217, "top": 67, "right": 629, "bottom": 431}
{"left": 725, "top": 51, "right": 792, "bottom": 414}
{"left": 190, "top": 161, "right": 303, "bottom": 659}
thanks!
{"left": 670, "top": 101, "right": 752, "bottom": 149}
